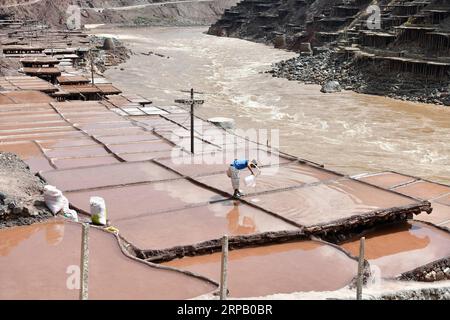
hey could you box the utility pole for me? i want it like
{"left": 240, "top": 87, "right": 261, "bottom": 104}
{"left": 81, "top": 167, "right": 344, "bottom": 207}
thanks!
{"left": 174, "top": 88, "right": 205, "bottom": 154}
{"left": 50, "top": 27, "right": 54, "bottom": 57}
{"left": 220, "top": 235, "right": 229, "bottom": 300}
{"left": 356, "top": 237, "right": 365, "bottom": 300}
{"left": 80, "top": 223, "right": 90, "bottom": 300}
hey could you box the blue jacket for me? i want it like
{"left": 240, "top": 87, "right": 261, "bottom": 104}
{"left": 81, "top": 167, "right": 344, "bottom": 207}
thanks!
{"left": 231, "top": 159, "right": 248, "bottom": 170}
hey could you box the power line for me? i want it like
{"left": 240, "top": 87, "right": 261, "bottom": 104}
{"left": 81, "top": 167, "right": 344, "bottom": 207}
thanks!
{"left": 174, "top": 88, "right": 204, "bottom": 154}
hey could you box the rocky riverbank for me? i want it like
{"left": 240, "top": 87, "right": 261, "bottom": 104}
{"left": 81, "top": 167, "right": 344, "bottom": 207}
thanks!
{"left": 90, "top": 35, "right": 131, "bottom": 73}
{"left": 268, "top": 50, "right": 450, "bottom": 106}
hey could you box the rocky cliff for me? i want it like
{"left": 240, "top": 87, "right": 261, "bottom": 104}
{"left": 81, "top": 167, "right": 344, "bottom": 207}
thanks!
{"left": 0, "top": 0, "right": 239, "bottom": 26}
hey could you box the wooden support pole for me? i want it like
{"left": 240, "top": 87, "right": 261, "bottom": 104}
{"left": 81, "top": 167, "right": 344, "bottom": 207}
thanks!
{"left": 174, "top": 89, "right": 204, "bottom": 154}
{"left": 190, "top": 88, "right": 195, "bottom": 154}
{"left": 219, "top": 235, "right": 229, "bottom": 300}
{"left": 356, "top": 237, "right": 365, "bottom": 300}
{"left": 90, "top": 51, "right": 95, "bottom": 86}
{"left": 80, "top": 223, "right": 90, "bottom": 300}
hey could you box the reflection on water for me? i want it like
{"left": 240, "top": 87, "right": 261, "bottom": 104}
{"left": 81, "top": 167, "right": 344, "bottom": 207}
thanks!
{"left": 152, "top": 179, "right": 225, "bottom": 204}
{"left": 340, "top": 221, "right": 450, "bottom": 277}
{"left": 0, "top": 219, "right": 216, "bottom": 299}
{"left": 245, "top": 178, "right": 415, "bottom": 226}
{"left": 209, "top": 200, "right": 296, "bottom": 234}
{"left": 96, "top": 26, "right": 450, "bottom": 184}
{"left": 0, "top": 220, "right": 65, "bottom": 257}
{"left": 225, "top": 201, "right": 257, "bottom": 234}
{"left": 164, "top": 241, "right": 358, "bottom": 297}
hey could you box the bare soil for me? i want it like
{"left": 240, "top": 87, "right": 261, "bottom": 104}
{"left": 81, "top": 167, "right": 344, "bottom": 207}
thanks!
{"left": 0, "top": 0, "right": 238, "bottom": 27}
{"left": 0, "top": 152, "right": 52, "bottom": 228}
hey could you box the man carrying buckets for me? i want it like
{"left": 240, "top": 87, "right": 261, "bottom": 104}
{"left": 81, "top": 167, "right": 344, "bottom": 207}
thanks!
{"left": 226, "top": 159, "right": 260, "bottom": 199}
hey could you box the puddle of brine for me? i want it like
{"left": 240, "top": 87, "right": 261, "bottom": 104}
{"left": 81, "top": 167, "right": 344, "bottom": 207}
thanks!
{"left": 0, "top": 219, "right": 216, "bottom": 299}
{"left": 164, "top": 241, "right": 357, "bottom": 297}
{"left": 114, "top": 200, "right": 298, "bottom": 250}
{"left": 340, "top": 221, "right": 450, "bottom": 278}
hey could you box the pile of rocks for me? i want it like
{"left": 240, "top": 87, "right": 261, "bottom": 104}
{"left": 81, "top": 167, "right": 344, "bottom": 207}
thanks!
{"left": 0, "top": 152, "right": 52, "bottom": 228}
{"left": 423, "top": 268, "right": 450, "bottom": 282}
{"left": 269, "top": 49, "right": 450, "bottom": 106}
{"left": 268, "top": 49, "right": 342, "bottom": 85}
{"left": 399, "top": 257, "right": 450, "bottom": 283}
{"left": 380, "top": 287, "right": 450, "bottom": 300}
{"left": 90, "top": 36, "right": 131, "bottom": 73}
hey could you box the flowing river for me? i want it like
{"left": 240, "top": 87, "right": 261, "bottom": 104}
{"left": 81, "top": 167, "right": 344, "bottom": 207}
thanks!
{"left": 92, "top": 26, "right": 450, "bottom": 184}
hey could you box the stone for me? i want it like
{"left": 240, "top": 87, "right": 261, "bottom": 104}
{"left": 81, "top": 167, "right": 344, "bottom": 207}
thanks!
{"left": 321, "top": 80, "right": 342, "bottom": 93}
{"left": 273, "top": 35, "right": 286, "bottom": 49}
{"left": 7, "top": 201, "right": 16, "bottom": 210}
{"left": 424, "top": 271, "right": 437, "bottom": 282}
{"left": 21, "top": 206, "right": 30, "bottom": 216}
{"left": 435, "top": 271, "right": 446, "bottom": 281}
{"left": 0, "top": 192, "right": 6, "bottom": 203}
{"left": 12, "top": 206, "right": 22, "bottom": 215}
{"left": 444, "top": 267, "right": 450, "bottom": 278}
{"left": 29, "top": 210, "right": 39, "bottom": 217}
{"left": 208, "top": 117, "right": 235, "bottom": 130}
{"left": 442, "top": 96, "right": 450, "bottom": 106}
{"left": 300, "top": 42, "right": 313, "bottom": 55}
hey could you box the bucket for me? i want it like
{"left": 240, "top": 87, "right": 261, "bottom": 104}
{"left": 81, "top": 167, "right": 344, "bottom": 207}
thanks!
{"left": 245, "top": 175, "right": 256, "bottom": 187}
{"left": 91, "top": 196, "right": 107, "bottom": 226}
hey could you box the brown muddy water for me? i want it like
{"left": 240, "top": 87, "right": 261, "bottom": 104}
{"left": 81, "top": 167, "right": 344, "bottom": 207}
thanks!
{"left": 115, "top": 200, "right": 299, "bottom": 250}
{"left": 66, "top": 179, "right": 226, "bottom": 220}
{"left": 341, "top": 221, "right": 450, "bottom": 278}
{"left": 0, "top": 219, "right": 215, "bottom": 299}
{"left": 164, "top": 240, "right": 358, "bottom": 297}
{"left": 92, "top": 26, "right": 450, "bottom": 185}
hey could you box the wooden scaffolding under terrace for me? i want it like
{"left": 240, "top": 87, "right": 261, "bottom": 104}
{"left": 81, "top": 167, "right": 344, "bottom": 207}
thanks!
{"left": 2, "top": 45, "right": 45, "bottom": 55}
{"left": 394, "top": 25, "right": 436, "bottom": 43}
{"left": 425, "top": 32, "right": 450, "bottom": 56}
{"left": 359, "top": 30, "right": 396, "bottom": 48}
{"left": 357, "top": 53, "right": 450, "bottom": 79}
